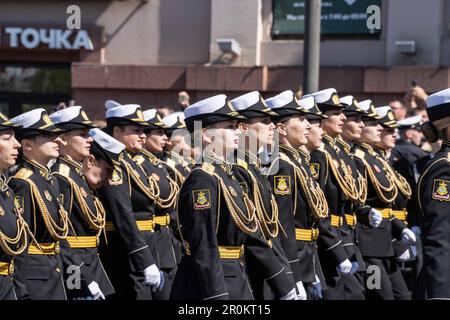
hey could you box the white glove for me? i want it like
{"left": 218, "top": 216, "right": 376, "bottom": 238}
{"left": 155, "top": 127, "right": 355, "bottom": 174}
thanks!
{"left": 337, "top": 259, "right": 352, "bottom": 274}
{"left": 88, "top": 281, "right": 105, "bottom": 300}
{"left": 143, "top": 264, "right": 161, "bottom": 289}
{"left": 280, "top": 288, "right": 298, "bottom": 300}
{"left": 398, "top": 249, "right": 411, "bottom": 262}
{"left": 401, "top": 228, "right": 416, "bottom": 244}
{"left": 369, "top": 208, "right": 382, "bottom": 228}
{"left": 296, "top": 281, "right": 307, "bottom": 300}
{"left": 411, "top": 226, "right": 421, "bottom": 237}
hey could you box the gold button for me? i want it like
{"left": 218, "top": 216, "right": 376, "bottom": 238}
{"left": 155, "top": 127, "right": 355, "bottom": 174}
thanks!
{"left": 54, "top": 242, "right": 60, "bottom": 254}
{"left": 8, "top": 261, "right": 14, "bottom": 276}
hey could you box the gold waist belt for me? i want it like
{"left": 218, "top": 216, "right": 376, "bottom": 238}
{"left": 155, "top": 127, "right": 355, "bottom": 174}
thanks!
{"left": 295, "top": 228, "right": 319, "bottom": 241}
{"left": 66, "top": 236, "right": 98, "bottom": 248}
{"left": 28, "top": 242, "right": 60, "bottom": 255}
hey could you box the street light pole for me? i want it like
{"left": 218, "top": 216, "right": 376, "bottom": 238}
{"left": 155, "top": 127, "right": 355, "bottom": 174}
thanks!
{"left": 303, "top": 0, "right": 322, "bottom": 94}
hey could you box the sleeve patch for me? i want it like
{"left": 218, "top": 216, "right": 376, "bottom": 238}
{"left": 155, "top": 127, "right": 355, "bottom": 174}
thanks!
{"left": 432, "top": 179, "right": 450, "bottom": 202}
{"left": 192, "top": 189, "right": 211, "bottom": 210}
{"left": 309, "top": 163, "right": 320, "bottom": 179}
{"left": 14, "top": 196, "right": 24, "bottom": 214}
{"left": 108, "top": 167, "right": 123, "bottom": 185}
{"left": 274, "top": 175, "right": 291, "bottom": 195}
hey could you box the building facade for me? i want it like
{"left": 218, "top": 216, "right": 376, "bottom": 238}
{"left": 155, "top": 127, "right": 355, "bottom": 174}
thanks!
{"left": 1, "top": 0, "right": 450, "bottom": 117}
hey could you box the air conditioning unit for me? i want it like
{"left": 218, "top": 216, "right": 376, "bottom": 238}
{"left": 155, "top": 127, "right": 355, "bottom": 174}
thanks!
{"left": 395, "top": 40, "right": 416, "bottom": 54}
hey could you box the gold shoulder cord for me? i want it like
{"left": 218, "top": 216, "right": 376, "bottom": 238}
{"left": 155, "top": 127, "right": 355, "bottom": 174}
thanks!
{"left": 212, "top": 171, "right": 259, "bottom": 235}
{"left": 27, "top": 179, "right": 69, "bottom": 240}
{"left": 0, "top": 207, "right": 28, "bottom": 256}
{"left": 324, "top": 151, "right": 359, "bottom": 201}
{"left": 155, "top": 174, "right": 179, "bottom": 209}
{"left": 61, "top": 174, "right": 106, "bottom": 235}
{"left": 378, "top": 157, "right": 412, "bottom": 199}
{"left": 133, "top": 153, "right": 180, "bottom": 209}
{"left": 356, "top": 172, "right": 368, "bottom": 203}
{"left": 122, "top": 160, "right": 159, "bottom": 201}
{"left": 281, "top": 154, "right": 329, "bottom": 219}
{"left": 247, "top": 170, "right": 279, "bottom": 238}
{"left": 358, "top": 156, "right": 398, "bottom": 203}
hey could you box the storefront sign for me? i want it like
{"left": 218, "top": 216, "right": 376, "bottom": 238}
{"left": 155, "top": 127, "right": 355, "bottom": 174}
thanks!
{"left": 0, "top": 26, "right": 94, "bottom": 50}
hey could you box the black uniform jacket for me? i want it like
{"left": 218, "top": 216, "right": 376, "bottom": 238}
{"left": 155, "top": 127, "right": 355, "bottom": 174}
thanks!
{"left": 352, "top": 143, "right": 404, "bottom": 258}
{"left": 9, "top": 157, "right": 67, "bottom": 300}
{"left": 52, "top": 156, "right": 114, "bottom": 296}
{"left": 267, "top": 144, "right": 325, "bottom": 285}
{"left": 233, "top": 148, "right": 295, "bottom": 299}
{"left": 171, "top": 155, "right": 292, "bottom": 300}
{"left": 415, "top": 140, "right": 450, "bottom": 299}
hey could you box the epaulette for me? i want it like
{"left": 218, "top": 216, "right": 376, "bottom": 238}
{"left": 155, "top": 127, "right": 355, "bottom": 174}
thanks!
{"left": 133, "top": 155, "right": 145, "bottom": 166}
{"left": 166, "top": 158, "right": 176, "bottom": 169}
{"left": 58, "top": 163, "right": 71, "bottom": 177}
{"left": 201, "top": 162, "right": 215, "bottom": 176}
{"left": 237, "top": 158, "right": 248, "bottom": 171}
{"left": 13, "top": 168, "right": 33, "bottom": 180}
{"left": 354, "top": 149, "right": 365, "bottom": 160}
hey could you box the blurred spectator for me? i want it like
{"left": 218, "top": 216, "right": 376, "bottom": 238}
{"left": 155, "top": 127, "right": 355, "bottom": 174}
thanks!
{"left": 411, "top": 105, "right": 429, "bottom": 123}
{"left": 389, "top": 99, "right": 407, "bottom": 121}
{"left": 178, "top": 91, "right": 190, "bottom": 110}
{"left": 404, "top": 84, "right": 428, "bottom": 110}
{"left": 56, "top": 101, "right": 67, "bottom": 111}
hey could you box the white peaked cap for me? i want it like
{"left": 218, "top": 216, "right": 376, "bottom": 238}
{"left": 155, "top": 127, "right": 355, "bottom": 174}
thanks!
{"left": 359, "top": 100, "right": 374, "bottom": 112}
{"left": 303, "top": 88, "right": 337, "bottom": 104}
{"left": 184, "top": 94, "right": 228, "bottom": 119}
{"left": 375, "top": 106, "right": 392, "bottom": 118}
{"left": 265, "top": 90, "right": 295, "bottom": 109}
{"left": 106, "top": 104, "right": 141, "bottom": 118}
{"left": 162, "top": 112, "right": 185, "bottom": 127}
{"left": 340, "top": 95, "right": 354, "bottom": 106}
{"left": 298, "top": 96, "right": 315, "bottom": 111}
{"left": 105, "top": 100, "right": 122, "bottom": 110}
{"left": 426, "top": 88, "right": 450, "bottom": 108}
{"left": 143, "top": 109, "right": 158, "bottom": 122}
{"left": 230, "top": 91, "right": 260, "bottom": 110}
{"left": 50, "top": 106, "right": 83, "bottom": 124}
{"left": 397, "top": 115, "right": 422, "bottom": 127}
{"left": 89, "top": 128, "right": 125, "bottom": 154}
{"left": 10, "top": 108, "right": 46, "bottom": 128}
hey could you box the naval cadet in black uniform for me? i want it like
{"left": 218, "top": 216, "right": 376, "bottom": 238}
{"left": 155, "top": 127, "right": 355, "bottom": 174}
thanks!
{"left": 98, "top": 104, "right": 163, "bottom": 300}
{"left": 230, "top": 91, "right": 298, "bottom": 300}
{"left": 134, "top": 108, "right": 180, "bottom": 300}
{"left": 373, "top": 106, "right": 415, "bottom": 300}
{"left": 0, "top": 114, "right": 28, "bottom": 299}
{"left": 303, "top": 89, "right": 364, "bottom": 300}
{"left": 49, "top": 106, "right": 115, "bottom": 300}
{"left": 170, "top": 94, "right": 297, "bottom": 300}
{"left": 265, "top": 90, "right": 328, "bottom": 300}
{"left": 161, "top": 112, "right": 194, "bottom": 184}
{"left": 414, "top": 88, "right": 450, "bottom": 299}
{"left": 9, "top": 109, "right": 68, "bottom": 300}
{"left": 352, "top": 100, "right": 416, "bottom": 300}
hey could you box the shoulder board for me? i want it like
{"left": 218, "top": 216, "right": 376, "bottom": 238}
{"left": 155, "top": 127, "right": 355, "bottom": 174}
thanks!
{"left": 133, "top": 155, "right": 145, "bottom": 166}
{"left": 237, "top": 158, "right": 248, "bottom": 170}
{"left": 166, "top": 158, "right": 176, "bottom": 169}
{"left": 201, "top": 162, "right": 215, "bottom": 176}
{"left": 13, "top": 168, "right": 33, "bottom": 180}
{"left": 58, "top": 163, "right": 71, "bottom": 177}
{"left": 354, "top": 149, "right": 365, "bottom": 160}
{"left": 279, "top": 153, "right": 291, "bottom": 163}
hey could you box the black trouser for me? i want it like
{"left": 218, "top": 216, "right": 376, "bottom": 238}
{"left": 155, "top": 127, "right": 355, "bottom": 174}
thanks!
{"left": 363, "top": 257, "right": 395, "bottom": 300}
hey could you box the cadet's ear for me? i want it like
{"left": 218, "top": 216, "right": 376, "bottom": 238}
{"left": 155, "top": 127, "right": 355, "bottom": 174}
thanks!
{"left": 276, "top": 122, "right": 288, "bottom": 137}
{"left": 202, "top": 128, "right": 213, "bottom": 144}
{"left": 238, "top": 122, "right": 248, "bottom": 134}
{"left": 112, "top": 126, "right": 122, "bottom": 140}
{"left": 20, "top": 138, "right": 33, "bottom": 151}
{"left": 84, "top": 154, "right": 95, "bottom": 169}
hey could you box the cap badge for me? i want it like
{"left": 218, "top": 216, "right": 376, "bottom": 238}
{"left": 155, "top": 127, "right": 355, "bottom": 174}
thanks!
{"left": 332, "top": 94, "right": 340, "bottom": 105}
